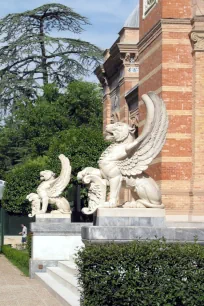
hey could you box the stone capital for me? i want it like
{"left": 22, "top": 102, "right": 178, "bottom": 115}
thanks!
{"left": 120, "top": 52, "right": 139, "bottom": 65}
{"left": 190, "top": 31, "right": 204, "bottom": 51}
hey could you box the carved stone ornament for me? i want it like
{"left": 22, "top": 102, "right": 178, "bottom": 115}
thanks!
{"left": 77, "top": 168, "right": 107, "bottom": 215}
{"left": 143, "top": 0, "right": 158, "bottom": 17}
{"left": 190, "top": 31, "right": 204, "bottom": 51}
{"left": 78, "top": 92, "right": 168, "bottom": 214}
{"left": 121, "top": 52, "right": 138, "bottom": 64}
{"left": 27, "top": 154, "right": 71, "bottom": 217}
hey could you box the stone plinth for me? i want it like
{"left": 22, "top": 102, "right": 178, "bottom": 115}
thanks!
{"left": 30, "top": 214, "right": 91, "bottom": 278}
{"left": 82, "top": 208, "right": 204, "bottom": 244}
{"left": 94, "top": 208, "right": 166, "bottom": 227}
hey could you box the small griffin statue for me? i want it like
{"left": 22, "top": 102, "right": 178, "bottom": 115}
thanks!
{"left": 27, "top": 154, "right": 71, "bottom": 217}
{"left": 78, "top": 92, "right": 168, "bottom": 214}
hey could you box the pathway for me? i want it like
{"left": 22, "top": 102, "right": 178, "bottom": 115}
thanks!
{"left": 0, "top": 254, "right": 63, "bottom": 306}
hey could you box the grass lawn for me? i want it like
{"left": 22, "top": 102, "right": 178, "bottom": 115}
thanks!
{"left": 2, "top": 245, "right": 29, "bottom": 276}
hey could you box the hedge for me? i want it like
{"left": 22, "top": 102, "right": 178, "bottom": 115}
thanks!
{"left": 26, "top": 232, "right": 33, "bottom": 258}
{"left": 75, "top": 240, "right": 204, "bottom": 306}
{"left": 2, "top": 156, "right": 48, "bottom": 214}
{"left": 2, "top": 245, "right": 29, "bottom": 276}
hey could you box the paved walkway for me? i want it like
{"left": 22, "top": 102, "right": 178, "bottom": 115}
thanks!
{"left": 0, "top": 254, "right": 62, "bottom": 306}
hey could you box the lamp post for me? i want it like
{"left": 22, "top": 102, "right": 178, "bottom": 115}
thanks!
{"left": 0, "top": 180, "right": 5, "bottom": 251}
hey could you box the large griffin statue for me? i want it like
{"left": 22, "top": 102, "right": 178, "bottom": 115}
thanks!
{"left": 27, "top": 154, "right": 71, "bottom": 216}
{"left": 78, "top": 92, "right": 168, "bottom": 214}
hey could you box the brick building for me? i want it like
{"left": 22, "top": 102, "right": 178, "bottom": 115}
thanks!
{"left": 95, "top": 0, "right": 204, "bottom": 222}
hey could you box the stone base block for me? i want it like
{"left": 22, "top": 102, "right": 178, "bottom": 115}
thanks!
{"left": 32, "top": 234, "right": 83, "bottom": 260}
{"left": 35, "top": 213, "right": 71, "bottom": 219}
{"left": 81, "top": 225, "right": 204, "bottom": 244}
{"left": 94, "top": 208, "right": 166, "bottom": 227}
{"left": 30, "top": 216, "right": 91, "bottom": 277}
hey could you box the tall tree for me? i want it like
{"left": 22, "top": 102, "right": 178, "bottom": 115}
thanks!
{"left": 0, "top": 81, "right": 103, "bottom": 178}
{"left": 0, "top": 3, "right": 102, "bottom": 112}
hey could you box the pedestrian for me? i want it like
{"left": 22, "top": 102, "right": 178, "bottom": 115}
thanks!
{"left": 19, "top": 224, "right": 27, "bottom": 244}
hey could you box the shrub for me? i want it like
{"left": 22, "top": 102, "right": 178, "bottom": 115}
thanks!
{"left": 26, "top": 232, "right": 33, "bottom": 258}
{"left": 2, "top": 156, "right": 48, "bottom": 214}
{"left": 2, "top": 245, "right": 29, "bottom": 276}
{"left": 75, "top": 240, "right": 204, "bottom": 306}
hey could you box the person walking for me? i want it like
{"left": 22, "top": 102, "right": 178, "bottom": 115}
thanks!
{"left": 19, "top": 224, "right": 27, "bottom": 244}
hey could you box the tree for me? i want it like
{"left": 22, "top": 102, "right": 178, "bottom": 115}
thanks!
{"left": 0, "top": 81, "right": 103, "bottom": 178}
{"left": 64, "top": 81, "right": 103, "bottom": 128}
{"left": 0, "top": 3, "right": 102, "bottom": 111}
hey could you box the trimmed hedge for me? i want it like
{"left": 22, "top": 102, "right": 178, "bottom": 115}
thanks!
{"left": 2, "top": 245, "right": 29, "bottom": 276}
{"left": 75, "top": 240, "right": 204, "bottom": 306}
{"left": 26, "top": 232, "right": 33, "bottom": 258}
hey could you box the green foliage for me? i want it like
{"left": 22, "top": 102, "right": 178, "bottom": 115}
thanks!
{"left": 47, "top": 127, "right": 108, "bottom": 184}
{"left": 0, "top": 3, "right": 102, "bottom": 110}
{"left": 2, "top": 156, "right": 48, "bottom": 214}
{"left": 0, "top": 81, "right": 103, "bottom": 177}
{"left": 2, "top": 245, "right": 29, "bottom": 276}
{"left": 26, "top": 232, "right": 33, "bottom": 258}
{"left": 76, "top": 240, "right": 204, "bottom": 306}
{"left": 64, "top": 81, "right": 103, "bottom": 128}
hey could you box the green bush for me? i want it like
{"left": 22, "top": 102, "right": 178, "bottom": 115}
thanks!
{"left": 2, "top": 156, "right": 48, "bottom": 214}
{"left": 75, "top": 240, "right": 204, "bottom": 306}
{"left": 2, "top": 245, "right": 29, "bottom": 276}
{"left": 26, "top": 232, "right": 33, "bottom": 258}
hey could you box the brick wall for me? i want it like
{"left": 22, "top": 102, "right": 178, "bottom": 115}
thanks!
{"left": 139, "top": 0, "right": 194, "bottom": 218}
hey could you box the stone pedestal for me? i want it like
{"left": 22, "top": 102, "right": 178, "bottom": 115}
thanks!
{"left": 94, "top": 208, "right": 166, "bottom": 227}
{"left": 82, "top": 208, "right": 204, "bottom": 244}
{"left": 30, "top": 214, "right": 90, "bottom": 278}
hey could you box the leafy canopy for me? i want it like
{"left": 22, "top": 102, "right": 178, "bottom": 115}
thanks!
{"left": 0, "top": 80, "right": 103, "bottom": 179}
{"left": 0, "top": 3, "right": 102, "bottom": 111}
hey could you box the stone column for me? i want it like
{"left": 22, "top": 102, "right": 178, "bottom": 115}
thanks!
{"left": 190, "top": 14, "right": 204, "bottom": 220}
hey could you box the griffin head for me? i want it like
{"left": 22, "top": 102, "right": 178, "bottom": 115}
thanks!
{"left": 105, "top": 122, "right": 136, "bottom": 143}
{"left": 40, "top": 170, "right": 55, "bottom": 181}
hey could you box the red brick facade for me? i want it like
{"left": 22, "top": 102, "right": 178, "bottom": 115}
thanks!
{"left": 95, "top": 1, "right": 204, "bottom": 221}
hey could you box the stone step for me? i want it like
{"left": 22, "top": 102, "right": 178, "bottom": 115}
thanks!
{"left": 167, "top": 222, "right": 204, "bottom": 228}
{"left": 58, "top": 261, "right": 78, "bottom": 276}
{"left": 35, "top": 272, "right": 80, "bottom": 306}
{"left": 47, "top": 266, "right": 79, "bottom": 296}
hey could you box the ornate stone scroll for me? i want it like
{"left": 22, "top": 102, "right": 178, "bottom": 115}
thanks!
{"left": 80, "top": 174, "right": 107, "bottom": 215}
{"left": 190, "top": 31, "right": 204, "bottom": 51}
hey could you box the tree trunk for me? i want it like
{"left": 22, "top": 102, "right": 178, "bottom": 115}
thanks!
{"left": 39, "top": 20, "right": 48, "bottom": 85}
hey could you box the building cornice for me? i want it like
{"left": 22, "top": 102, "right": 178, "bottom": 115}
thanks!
{"left": 117, "top": 43, "right": 138, "bottom": 53}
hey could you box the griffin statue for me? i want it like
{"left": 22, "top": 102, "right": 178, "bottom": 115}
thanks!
{"left": 27, "top": 154, "right": 71, "bottom": 216}
{"left": 77, "top": 92, "right": 168, "bottom": 214}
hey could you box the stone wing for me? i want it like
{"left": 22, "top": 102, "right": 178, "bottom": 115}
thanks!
{"left": 117, "top": 92, "right": 168, "bottom": 176}
{"left": 47, "top": 154, "right": 71, "bottom": 198}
